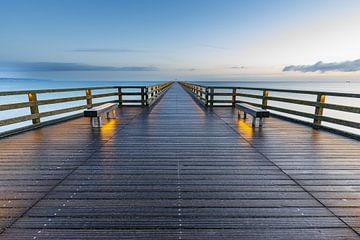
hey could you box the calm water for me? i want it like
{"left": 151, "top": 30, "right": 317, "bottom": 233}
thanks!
{"left": 0, "top": 78, "right": 162, "bottom": 91}
{"left": 195, "top": 80, "right": 360, "bottom": 93}
{"left": 194, "top": 80, "right": 360, "bottom": 136}
{"left": 0, "top": 78, "right": 359, "bottom": 135}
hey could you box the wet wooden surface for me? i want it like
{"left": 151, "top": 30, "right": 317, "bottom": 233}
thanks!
{"left": 0, "top": 83, "right": 359, "bottom": 239}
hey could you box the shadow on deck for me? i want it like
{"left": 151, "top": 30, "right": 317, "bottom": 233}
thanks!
{"left": 0, "top": 83, "right": 359, "bottom": 239}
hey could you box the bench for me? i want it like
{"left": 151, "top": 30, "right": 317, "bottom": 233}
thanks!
{"left": 235, "top": 103, "right": 270, "bottom": 127}
{"left": 84, "top": 103, "right": 118, "bottom": 127}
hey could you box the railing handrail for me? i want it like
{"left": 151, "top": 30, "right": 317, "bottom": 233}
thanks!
{"left": 184, "top": 82, "right": 360, "bottom": 98}
{"left": 0, "top": 85, "right": 151, "bottom": 96}
{"left": 0, "top": 82, "right": 173, "bottom": 136}
{"left": 179, "top": 81, "right": 360, "bottom": 137}
{"left": 206, "top": 86, "right": 360, "bottom": 98}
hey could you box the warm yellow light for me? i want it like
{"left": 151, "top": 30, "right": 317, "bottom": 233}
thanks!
{"left": 100, "top": 119, "right": 117, "bottom": 137}
{"left": 237, "top": 119, "right": 254, "bottom": 139}
{"left": 28, "top": 93, "right": 34, "bottom": 101}
{"left": 320, "top": 95, "right": 326, "bottom": 103}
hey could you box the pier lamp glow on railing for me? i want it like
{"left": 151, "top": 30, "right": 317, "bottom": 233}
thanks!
{"left": 314, "top": 94, "right": 326, "bottom": 127}
{"left": 27, "top": 92, "right": 40, "bottom": 124}
{"left": 85, "top": 89, "right": 93, "bottom": 108}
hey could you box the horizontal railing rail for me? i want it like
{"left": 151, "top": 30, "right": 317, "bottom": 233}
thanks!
{"left": 147, "top": 82, "right": 173, "bottom": 106}
{"left": 0, "top": 82, "right": 173, "bottom": 135}
{"left": 180, "top": 82, "right": 360, "bottom": 135}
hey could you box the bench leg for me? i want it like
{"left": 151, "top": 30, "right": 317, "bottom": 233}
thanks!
{"left": 237, "top": 110, "right": 247, "bottom": 119}
{"left": 252, "top": 117, "right": 256, "bottom": 127}
{"left": 106, "top": 109, "right": 117, "bottom": 119}
{"left": 98, "top": 117, "right": 102, "bottom": 127}
{"left": 251, "top": 117, "right": 264, "bottom": 127}
{"left": 91, "top": 117, "right": 96, "bottom": 127}
{"left": 91, "top": 117, "right": 102, "bottom": 127}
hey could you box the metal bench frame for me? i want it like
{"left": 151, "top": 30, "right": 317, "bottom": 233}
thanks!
{"left": 84, "top": 103, "right": 118, "bottom": 127}
{"left": 236, "top": 103, "right": 270, "bottom": 127}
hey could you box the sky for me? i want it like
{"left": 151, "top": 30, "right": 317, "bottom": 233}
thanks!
{"left": 1, "top": 0, "right": 360, "bottom": 81}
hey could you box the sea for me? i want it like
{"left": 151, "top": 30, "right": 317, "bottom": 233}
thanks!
{"left": 0, "top": 78, "right": 359, "bottom": 136}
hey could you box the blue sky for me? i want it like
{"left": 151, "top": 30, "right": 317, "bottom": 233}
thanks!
{"left": 1, "top": 0, "right": 360, "bottom": 81}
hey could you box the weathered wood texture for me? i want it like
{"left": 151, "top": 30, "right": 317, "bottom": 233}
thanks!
{"left": 0, "top": 83, "right": 359, "bottom": 239}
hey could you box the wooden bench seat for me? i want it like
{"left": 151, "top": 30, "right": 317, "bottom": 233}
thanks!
{"left": 84, "top": 103, "right": 118, "bottom": 127}
{"left": 235, "top": 103, "right": 270, "bottom": 127}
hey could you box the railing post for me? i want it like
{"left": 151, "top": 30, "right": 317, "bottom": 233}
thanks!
{"left": 314, "top": 93, "right": 326, "bottom": 128}
{"left": 210, "top": 88, "right": 214, "bottom": 107}
{"left": 28, "top": 92, "right": 40, "bottom": 125}
{"left": 145, "top": 87, "right": 149, "bottom": 106}
{"left": 205, "top": 88, "right": 209, "bottom": 107}
{"left": 262, "top": 90, "right": 269, "bottom": 109}
{"left": 232, "top": 88, "right": 236, "bottom": 107}
{"left": 117, "top": 87, "right": 122, "bottom": 106}
{"left": 141, "top": 87, "right": 146, "bottom": 107}
{"left": 85, "top": 89, "right": 93, "bottom": 109}
{"left": 200, "top": 86, "right": 203, "bottom": 99}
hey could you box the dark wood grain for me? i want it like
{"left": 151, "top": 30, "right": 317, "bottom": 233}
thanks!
{"left": 0, "top": 83, "right": 359, "bottom": 239}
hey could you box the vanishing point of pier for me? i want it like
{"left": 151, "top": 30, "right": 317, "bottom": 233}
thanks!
{"left": 0, "top": 83, "right": 359, "bottom": 239}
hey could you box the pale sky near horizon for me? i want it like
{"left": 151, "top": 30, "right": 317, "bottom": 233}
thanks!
{"left": 1, "top": 0, "right": 360, "bottom": 81}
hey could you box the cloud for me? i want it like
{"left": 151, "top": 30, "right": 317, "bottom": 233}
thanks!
{"left": 198, "top": 43, "right": 227, "bottom": 50}
{"left": 71, "top": 48, "right": 142, "bottom": 53}
{"left": 283, "top": 59, "right": 360, "bottom": 73}
{"left": 229, "top": 66, "right": 245, "bottom": 69}
{"left": 0, "top": 62, "right": 158, "bottom": 72}
{"left": 178, "top": 68, "right": 196, "bottom": 71}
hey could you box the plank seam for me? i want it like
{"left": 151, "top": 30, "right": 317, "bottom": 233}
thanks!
{"left": 0, "top": 108, "right": 145, "bottom": 236}
{"left": 209, "top": 108, "right": 360, "bottom": 238}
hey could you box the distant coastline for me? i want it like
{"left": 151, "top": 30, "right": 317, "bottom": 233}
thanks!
{"left": 0, "top": 77, "right": 359, "bottom": 93}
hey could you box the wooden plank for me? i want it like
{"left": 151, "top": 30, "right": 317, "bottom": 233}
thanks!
{"left": 0, "top": 83, "right": 359, "bottom": 240}
{"left": 0, "top": 114, "right": 37, "bottom": 127}
{"left": 0, "top": 102, "right": 32, "bottom": 111}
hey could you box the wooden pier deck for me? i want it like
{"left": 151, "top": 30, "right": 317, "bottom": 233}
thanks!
{"left": 0, "top": 83, "right": 359, "bottom": 239}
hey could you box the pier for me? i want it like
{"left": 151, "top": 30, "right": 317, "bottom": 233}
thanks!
{"left": 0, "top": 83, "right": 360, "bottom": 239}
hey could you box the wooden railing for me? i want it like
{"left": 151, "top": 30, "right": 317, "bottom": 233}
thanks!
{"left": 180, "top": 82, "right": 360, "bottom": 134}
{"left": 147, "top": 82, "right": 173, "bottom": 106}
{"left": 0, "top": 82, "right": 173, "bottom": 135}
